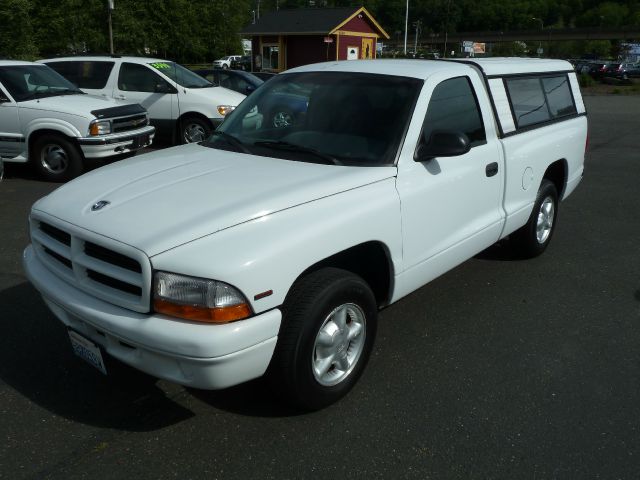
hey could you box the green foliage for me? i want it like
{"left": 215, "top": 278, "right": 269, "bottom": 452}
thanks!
{"left": 1, "top": 0, "right": 639, "bottom": 62}
{"left": 579, "top": 72, "right": 594, "bottom": 87}
{"left": 0, "top": 0, "right": 38, "bottom": 59}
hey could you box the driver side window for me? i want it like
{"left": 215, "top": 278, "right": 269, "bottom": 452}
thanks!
{"left": 118, "top": 63, "right": 166, "bottom": 92}
{"left": 423, "top": 76, "right": 486, "bottom": 147}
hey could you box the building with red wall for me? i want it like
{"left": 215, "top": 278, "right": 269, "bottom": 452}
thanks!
{"left": 241, "top": 7, "right": 389, "bottom": 72}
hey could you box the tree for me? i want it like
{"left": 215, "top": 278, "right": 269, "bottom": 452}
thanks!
{"left": 0, "top": 0, "right": 38, "bottom": 59}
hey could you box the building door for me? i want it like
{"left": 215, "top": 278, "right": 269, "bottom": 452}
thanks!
{"left": 362, "top": 38, "right": 374, "bottom": 59}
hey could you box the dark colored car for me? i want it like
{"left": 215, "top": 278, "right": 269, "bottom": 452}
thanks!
{"left": 194, "top": 69, "right": 263, "bottom": 96}
{"left": 193, "top": 68, "right": 306, "bottom": 127}
{"left": 251, "top": 72, "right": 277, "bottom": 82}
{"left": 587, "top": 62, "right": 611, "bottom": 80}
{"left": 603, "top": 62, "right": 640, "bottom": 81}
{"left": 230, "top": 55, "right": 251, "bottom": 71}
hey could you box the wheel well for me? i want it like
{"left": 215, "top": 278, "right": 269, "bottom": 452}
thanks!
{"left": 28, "top": 130, "right": 80, "bottom": 161}
{"left": 296, "top": 242, "right": 393, "bottom": 308}
{"left": 543, "top": 160, "right": 567, "bottom": 198}
{"left": 177, "top": 112, "right": 212, "bottom": 131}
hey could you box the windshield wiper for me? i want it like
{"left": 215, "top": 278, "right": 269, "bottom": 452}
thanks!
{"left": 207, "top": 131, "right": 251, "bottom": 154}
{"left": 55, "top": 88, "right": 84, "bottom": 95}
{"left": 253, "top": 140, "right": 342, "bottom": 165}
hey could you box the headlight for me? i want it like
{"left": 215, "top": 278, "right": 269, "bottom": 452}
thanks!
{"left": 217, "top": 105, "right": 236, "bottom": 116}
{"left": 153, "top": 271, "right": 252, "bottom": 323}
{"left": 89, "top": 119, "right": 111, "bottom": 136}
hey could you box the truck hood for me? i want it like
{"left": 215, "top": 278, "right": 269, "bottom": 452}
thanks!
{"left": 19, "top": 94, "right": 130, "bottom": 119}
{"left": 33, "top": 144, "right": 397, "bottom": 256}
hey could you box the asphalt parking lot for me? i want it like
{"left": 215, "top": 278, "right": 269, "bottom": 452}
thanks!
{"left": 1, "top": 95, "right": 639, "bottom": 479}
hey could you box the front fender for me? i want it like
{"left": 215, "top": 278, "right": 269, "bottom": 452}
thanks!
{"left": 150, "top": 177, "right": 403, "bottom": 313}
{"left": 25, "top": 118, "right": 83, "bottom": 141}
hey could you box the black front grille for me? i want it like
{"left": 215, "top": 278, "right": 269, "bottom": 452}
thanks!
{"left": 40, "top": 222, "right": 71, "bottom": 246}
{"left": 85, "top": 241, "right": 142, "bottom": 273}
{"left": 87, "top": 269, "right": 142, "bottom": 296}
{"left": 112, "top": 114, "right": 148, "bottom": 133}
{"left": 43, "top": 247, "right": 72, "bottom": 269}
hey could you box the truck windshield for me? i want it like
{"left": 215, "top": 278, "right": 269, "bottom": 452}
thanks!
{"left": 205, "top": 72, "right": 422, "bottom": 167}
{"left": 148, "top": 61, "right": 212, "bottom": 88}
{"left": 0, "top": 65, "right": 84, "bottom": 102}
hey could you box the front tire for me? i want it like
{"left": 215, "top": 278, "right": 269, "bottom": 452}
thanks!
{"left": 270, "top": 268, "right": 377, "bottom": 411}
{"left": 511, "top": 179, "right": 559, "bottom": 258}
{"left": 32, "top": 134, "right": 83, "bottom": 182}
{"left": 180, "top": 116, "right": 212, "bottom": 144}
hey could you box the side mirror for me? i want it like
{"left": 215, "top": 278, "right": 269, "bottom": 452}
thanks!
{"left": 154, "top": 82, "right": 177, "bottom": 94}
{"left": 414, "top": 131, "right": 471, "bottom": 162}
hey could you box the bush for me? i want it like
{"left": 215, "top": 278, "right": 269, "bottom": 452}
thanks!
{"left": 579, "top": 73, "right": 594, "bottom": 88}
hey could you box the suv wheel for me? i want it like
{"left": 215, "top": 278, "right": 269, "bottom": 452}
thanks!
{"left": 32, "top": 134, "right": 83, "bottom": 182}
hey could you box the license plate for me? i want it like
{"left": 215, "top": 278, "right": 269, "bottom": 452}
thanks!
{"left": 131, "top": 134, "right": 149, "bottom": 149}
{"left": 68, "top": 330, "right": 107, "bottom": 375}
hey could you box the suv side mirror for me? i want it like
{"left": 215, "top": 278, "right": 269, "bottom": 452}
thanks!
{"left": 414, "top": 131, "right": 471, "bottom": 162}
{"left": 154, "top": 82, "right": 177, "bottom": 94}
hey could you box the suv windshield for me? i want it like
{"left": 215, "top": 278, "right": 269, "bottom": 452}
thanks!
{"left": 148, "top": 61, "right": 212, "bottom": 88}
{"left": 205, "top": 72, "right": 422, "bottom": 166}
{"left": 0, "top": 65, "right": 84, "bottom": 101}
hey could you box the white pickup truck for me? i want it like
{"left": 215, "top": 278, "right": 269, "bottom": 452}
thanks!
{"left": 24, "top": 58, "right": 587, "bottom": 410}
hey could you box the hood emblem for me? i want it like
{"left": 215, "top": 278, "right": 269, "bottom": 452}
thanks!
{"left": 91, "top": 200, "right": 110, "bottom": 211}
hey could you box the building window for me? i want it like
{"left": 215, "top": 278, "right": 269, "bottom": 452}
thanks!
{"left": 262, "top": 45, "right": 279, "bottom": 71}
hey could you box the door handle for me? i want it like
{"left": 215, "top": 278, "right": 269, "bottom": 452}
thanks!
{"left": 115, "top": 94, "right": 126, "bottom": 100}
{"left": 485, "top": 162, "right": 499, "bottom": 177}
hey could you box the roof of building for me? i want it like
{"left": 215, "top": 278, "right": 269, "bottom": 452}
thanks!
{"left": 241, "top": 6, "right": 388, "bottom": 38}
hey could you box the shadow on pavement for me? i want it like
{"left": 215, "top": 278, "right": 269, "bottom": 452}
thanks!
{"left": 0, "top": 282, "right": 194, "bottom": 431}
{"left": 188, "top": 378, "right": 306, "bottom": 418}
{"left": 474, "top": 238, "right": 525, "bottom": 261}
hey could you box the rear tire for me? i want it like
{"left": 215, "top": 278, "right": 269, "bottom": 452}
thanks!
{"left": 269, "top": 268, "right": 377, "bottom": 411}
{"left": 32, "top": 134, "right": 83, "bottom": 182}
{"left": 511, "top": 179, "right": 559, "bottom": 258}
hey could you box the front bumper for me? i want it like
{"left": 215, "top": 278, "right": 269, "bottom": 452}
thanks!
{"left": 23, "top": 244, "right": 281, "bottom": 389}
{"left": 77, "top": 125, "right": 156, "bottom": 159}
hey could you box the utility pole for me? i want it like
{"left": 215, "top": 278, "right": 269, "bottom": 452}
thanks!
{"left": 443, "top": 0, "right": 451, "bottom": 58}
{"left": 107, "top": 0, "right": 114, "bottom": 54}
{"left": 404, "top": 0, "right": 409, "bottom": 55}
{"left": 532, "top": 17, "right": 544, "bottom": 56}
{"left": 413, "top": 20, "right": 421, "bottom": 55}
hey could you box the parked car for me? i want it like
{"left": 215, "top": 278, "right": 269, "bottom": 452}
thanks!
{"left": 230, "top": 55, "right": 251, "bottom": 71}
{"left": 603, "top": 62, "right": 640, "bottom": 81}
{"left": 252, "top": 71, "right": 277, "bottom": 82}
{"left": 193, "top": 68, "right": 306, "bottom": 128}
{"left": 0, "top": 60, "right": 154, "bottom": 181}
{"left": 24, "top": 58, "right": 586, "bottom": 410}
{"left": 587, "top": 62, "right": 611, "bottom": 80}
{"left": 41, "top": 56, "right": 245, "bottom": 144}
{"left": 214, "top": 55, "right": 242, "bottom": 69}
{"left": 194, "top": 68, "right": 263, "bottom": 95}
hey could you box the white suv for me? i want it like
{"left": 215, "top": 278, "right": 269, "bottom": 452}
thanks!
{"left": 41, "top": 56, "right": 246, "bottom": 144}
{"left": 213, "top": 55, "right": 242, "bottom": 69}
{"left": 0, "top": 60, "right": 155, "bottom": 181}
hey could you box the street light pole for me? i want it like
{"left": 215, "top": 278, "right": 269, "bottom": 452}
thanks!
{"left": 107, "top": 0, "right": 114, "bottom": 55}
{"left": 404, "top": 0, "right": 409, "bottom": 55}
{"left": 443, "top": 0, "right": 451, "bottom": 58}
{"left": 532, "top": 17, "right": 543, "bottom": 56}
